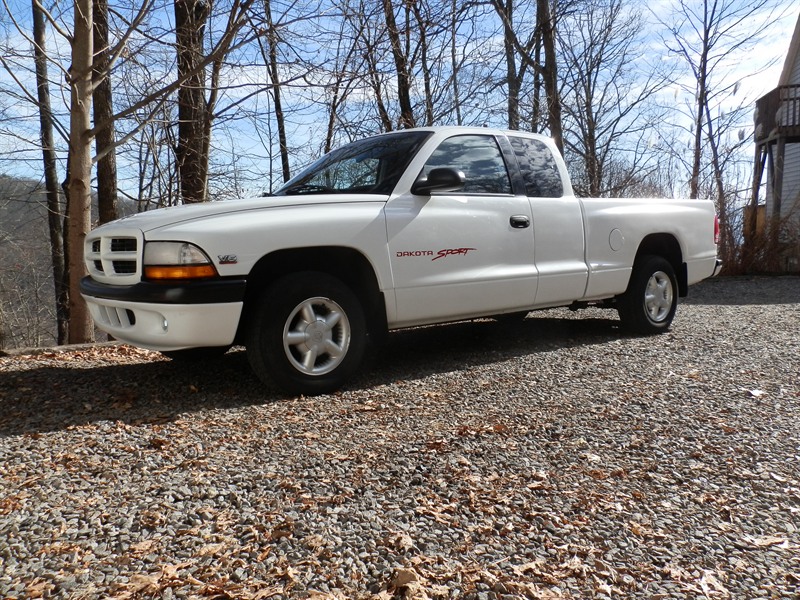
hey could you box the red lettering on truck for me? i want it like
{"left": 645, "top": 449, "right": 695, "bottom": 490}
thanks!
{"left": 432, "top": 247, "right": 477, "bottom": 261}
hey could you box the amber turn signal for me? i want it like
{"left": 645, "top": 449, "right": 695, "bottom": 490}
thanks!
{"left": 143, "top": 264, "right": 218, "bottom": 280}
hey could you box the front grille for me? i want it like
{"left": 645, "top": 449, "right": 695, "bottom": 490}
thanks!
{"left": 112, "top": 260, "right": 137, "bottom": 274}
{"left": 84, "top": 231, "right": 142, "bottom": 285}
{"left": 95, "top": 303, "right": 136, "bottom": 329}
{"left": 111, "top": 238, "right": 137, "bottom": 252}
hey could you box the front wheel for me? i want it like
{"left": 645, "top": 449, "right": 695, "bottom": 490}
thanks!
{"left": 617, "top": 255, "right": 678, "bottom": 334}
{"left": 246, "top": 272, "right": 368, "bottom": 395}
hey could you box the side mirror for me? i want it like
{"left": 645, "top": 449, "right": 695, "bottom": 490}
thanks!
{"left": 411, "top": 167, "right": 466, "bottom": 195}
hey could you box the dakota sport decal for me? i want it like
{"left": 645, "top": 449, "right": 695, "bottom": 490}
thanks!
{"left": 396, "top": 247, "right": 477, "bottom": 261}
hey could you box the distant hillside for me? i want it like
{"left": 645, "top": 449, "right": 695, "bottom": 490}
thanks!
{"left": 0, "top": 175, "right": 154, "bottom": 349}
{"left": 0, "top": 175, "right": 59, "bottom": 349}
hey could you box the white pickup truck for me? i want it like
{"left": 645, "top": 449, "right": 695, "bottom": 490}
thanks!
{"left": 82, "top": 127, "right": 720, "bottom": 394}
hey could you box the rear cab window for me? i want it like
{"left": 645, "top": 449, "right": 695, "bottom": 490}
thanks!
{"left": 508, "top": 136, "right": 564, "bottom": 198}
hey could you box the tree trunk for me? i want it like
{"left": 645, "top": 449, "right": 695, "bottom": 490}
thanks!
{"left": 364, "top": 43, "right": 393, "bottom": 132}
{"left": 500, "top": 0, "right": 520, "bottom": 129}
{"left": 690, "top": 53, "right": 708, "bottom": 200}
{"left": 93, "top": 0, "right": 118, "bottom": 224}
{"left": 324, "top": 20, "right": 360, "bottom": 154}
{"left": 530, "top": 30, "right": 542, "bottom": 133}
{"left": 586, "top": 118, "right": 600, "bottom": 197}
{"left": 66, "top": 0, "right": 95, "bottom": 344}
{"left": 265, "top": 0, "right": 290, "bottom": 183}
{"left": 32, "top": 0, "right": 68, "bottom": 345}
{"left": 410, "top": 1, "right": 434, "bottom": 126}
{"left": 175, "top": 0, "right": 210, "bottom": 203}
{"left": 382, "top": 0, "right": 415, "bottom": 128}
{"left": 688, "top": 0, "right": 711, "bottom": 200}
{"left": 450, "top": 0, "right": 462, "bottom": 125}
{"left": 538, "top": 0, "right": 563, "bottom": 154}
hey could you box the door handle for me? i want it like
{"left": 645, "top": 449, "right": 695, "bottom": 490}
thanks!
{"left": 510, "top": 215, "right": 530, "bottom": 229}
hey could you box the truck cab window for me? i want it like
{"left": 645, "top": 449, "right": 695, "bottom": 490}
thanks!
{"left": 423, "top": 135, "right": 512, "bottom": 194}
{"left": 509, "top": 136, "right": 564, "bottom": 198}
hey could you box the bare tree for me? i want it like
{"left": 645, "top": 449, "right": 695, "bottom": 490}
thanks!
{"left": 260, "top": 0, "right": 291, "bottom": 182}
{"left": 659, "top": 0, "right": 784, "bottom": 199}
{"left": 320, "top": 0, "right": 491, "bottom": 136}
{"left": 63, "top": 0, "right": 96, "bottom": 343}
{"left": 2, "top": 0, "right": 258, "bottom": 342}
{"left": 658, "top": 0, "right": 788, "bottom": 274}
{"left": 449, "top": 0, "right": 464, "bottom": 125}
{"left": 320, "top": 8, "right": 364, "bottom": 152}
{"left": 559, "top": 0, "right": 668, "bottom": 197}
{"left": 382, "top": 0, "right": 416, "bottom": 128}
{"left": 93, "top": 0, "right": 118, "bottom": 223}
{"left": 489, "top": 0, "right": 564, "bottom": 151}
{"left": 175, "top": 0, "right": 211, "bottom": 203}
{"left": 536, "top": 0, "right": 562, "bottom": 152}
{"left": 31, "top": 0, "right": 68, "bottom": 344}
{"left": 488, "top": 0, "right": 537, "bottom": 130}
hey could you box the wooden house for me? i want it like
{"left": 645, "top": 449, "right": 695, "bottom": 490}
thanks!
{"left": 750, "top": 13, "right": 800, "bottom": 272}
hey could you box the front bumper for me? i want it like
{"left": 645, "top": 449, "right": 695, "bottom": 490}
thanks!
{"left": 80, "top": 276, "right": 246, "bottom": 304}
{"left": 80, "top": 277, "right": 246, "bottom": 351}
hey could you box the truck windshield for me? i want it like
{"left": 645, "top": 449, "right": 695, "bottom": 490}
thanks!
{"left": 274, "top": 131, "right": 432, "bottom": 196}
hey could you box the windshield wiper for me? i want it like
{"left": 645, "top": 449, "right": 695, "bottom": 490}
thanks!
{"left": 281, "top": 183, "right": 336, "bottom": 195}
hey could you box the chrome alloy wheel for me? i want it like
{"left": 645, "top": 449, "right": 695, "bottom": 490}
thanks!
{"left": 644, "top": 270, "right": 674, "bottom": 323}
{"left": 282, "top": 296, "right": 351, "bottom": 376}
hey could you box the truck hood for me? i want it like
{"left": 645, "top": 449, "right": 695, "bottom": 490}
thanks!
{"left": 107, "top": 194, "right": 389, "bottom": 233}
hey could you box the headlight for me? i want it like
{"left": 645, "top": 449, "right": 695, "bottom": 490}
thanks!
{"left": 143, "top": 241, "right": 218, "bottom": 280}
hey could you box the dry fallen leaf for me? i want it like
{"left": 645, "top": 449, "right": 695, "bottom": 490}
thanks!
{"left": 129, "top": 539, "right": 158, "bottom": 554}
{"left": 742, "top": 535, "right": 787, "bottom": 547}
{"left": 391, "top": 567, "right": 422, "bottom": 588}
{"left": 699, "top": 570, "right": 730, "bottom": 598}
{"left": 195, "top": 542, "right": 226, "bottom": 557}
{"left": 25, "top": 580, "right": 55, "bottom": 599}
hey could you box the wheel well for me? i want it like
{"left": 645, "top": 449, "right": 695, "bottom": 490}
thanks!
{"left": 634, "top": 234, "right": 688, "bottom": 296}
{"left": 235, "top": 247, "right": 386, "bottom": 343}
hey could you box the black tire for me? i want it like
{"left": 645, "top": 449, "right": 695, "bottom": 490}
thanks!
{"left": 617, "top": 255, "right": 678, "bottom": 334}
{"left": 161, "top": 346, "right": 231, "bottom": 361}
{"left": 245, "top": 272, "right": 368, "bottom": 395}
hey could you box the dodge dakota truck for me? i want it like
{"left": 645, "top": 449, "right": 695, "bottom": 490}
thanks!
{"left": 81, "top": 127, "right": 720, "bottom": 394}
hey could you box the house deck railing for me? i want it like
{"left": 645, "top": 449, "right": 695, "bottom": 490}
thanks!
{"left": 755, "top": 84, "right": 800, "bottom": 144}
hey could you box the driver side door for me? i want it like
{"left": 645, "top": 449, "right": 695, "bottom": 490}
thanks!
{"left": 385, "top": 133, "right": 538, "bottom": 327}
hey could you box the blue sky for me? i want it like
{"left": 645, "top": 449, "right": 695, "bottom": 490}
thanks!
{"left": 0, "top": 2, "right": 797, "bottom": 199}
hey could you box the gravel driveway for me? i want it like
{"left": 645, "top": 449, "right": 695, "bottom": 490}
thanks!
{"left": 1, "top": 276, "right": 799, "bottom": 599}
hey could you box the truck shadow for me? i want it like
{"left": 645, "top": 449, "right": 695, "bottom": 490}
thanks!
{"left": 371, "top": 313, "right": 619, "bottom": 384}
{"left": 0, "top": 314, "right": 620, "bottom": 437}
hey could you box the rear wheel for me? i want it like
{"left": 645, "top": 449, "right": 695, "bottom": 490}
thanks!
{"left": 618, "top": 255, "right": 678, "bottom": 334}
{"left": 246, "top": 272, "right": 368, "bottom": 395}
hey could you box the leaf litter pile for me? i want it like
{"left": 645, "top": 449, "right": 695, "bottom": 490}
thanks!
{"left": 1, "top": 276, "right": 799, "bottom": 599}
